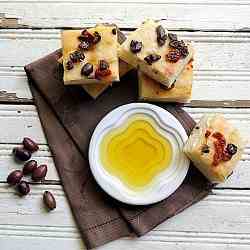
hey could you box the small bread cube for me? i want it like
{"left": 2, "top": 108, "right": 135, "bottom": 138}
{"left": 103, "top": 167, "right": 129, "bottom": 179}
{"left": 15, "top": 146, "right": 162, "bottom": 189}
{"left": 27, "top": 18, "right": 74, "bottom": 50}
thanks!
{"left": 62, "top": 24, "right": 119, "bottom": 85}
{"left": 184, "top": 114, "right": 245, "bottom": 183}
{"left": 118, "top": 19, "right": 194, "bottom": 88}
{"left": 138, "top": 59, "right": 193, "bottom": 103}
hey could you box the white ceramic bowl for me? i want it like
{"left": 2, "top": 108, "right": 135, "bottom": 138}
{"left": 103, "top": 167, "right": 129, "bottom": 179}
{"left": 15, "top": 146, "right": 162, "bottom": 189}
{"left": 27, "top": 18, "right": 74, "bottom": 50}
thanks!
{"left": 89, "top": 103, "right": 189, "bottom": 205}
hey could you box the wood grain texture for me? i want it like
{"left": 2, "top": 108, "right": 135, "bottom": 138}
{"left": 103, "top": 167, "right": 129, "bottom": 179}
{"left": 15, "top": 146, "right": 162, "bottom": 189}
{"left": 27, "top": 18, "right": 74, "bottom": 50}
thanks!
{"left": 1, "top": 0, "right": 250, "bottom": 30}
{"left": 1, "top": 31, "right": 250, "bottom": 106}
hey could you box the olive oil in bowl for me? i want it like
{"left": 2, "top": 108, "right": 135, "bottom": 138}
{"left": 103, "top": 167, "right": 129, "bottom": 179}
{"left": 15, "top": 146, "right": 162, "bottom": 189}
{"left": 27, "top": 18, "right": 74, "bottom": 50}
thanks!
{"left": 100, "top": 114, "right": 173, "bottom": 190}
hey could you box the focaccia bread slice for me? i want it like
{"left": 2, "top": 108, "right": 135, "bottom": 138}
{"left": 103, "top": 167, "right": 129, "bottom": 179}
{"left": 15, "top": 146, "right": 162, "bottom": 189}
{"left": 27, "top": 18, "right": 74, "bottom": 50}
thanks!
{"left": 118, "top": 19, "right": 194, "bottom": 88}
{"left": 138, "top": 59, "right": 193, "bottom": 103}
{"left": 184, "top": 114, "right": 246, "bottom": 183}
{"left": 83, "top": 59, "right": 133, "bottom": 98}
{"left": 62, "top": 24, "right": 119, "bottom": 85}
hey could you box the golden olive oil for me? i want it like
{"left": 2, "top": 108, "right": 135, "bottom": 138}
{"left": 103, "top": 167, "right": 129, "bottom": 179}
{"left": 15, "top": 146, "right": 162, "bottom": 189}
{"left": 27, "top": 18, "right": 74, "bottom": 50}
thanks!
{"left": 100, "top": 114, "right": 172, "bottom": 190}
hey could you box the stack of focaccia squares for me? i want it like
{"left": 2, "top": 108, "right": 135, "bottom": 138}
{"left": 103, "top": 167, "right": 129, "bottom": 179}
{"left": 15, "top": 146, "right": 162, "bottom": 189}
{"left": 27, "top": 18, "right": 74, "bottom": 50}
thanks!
{"left": 60, "top": 20, "right": 194, "bottom": 102}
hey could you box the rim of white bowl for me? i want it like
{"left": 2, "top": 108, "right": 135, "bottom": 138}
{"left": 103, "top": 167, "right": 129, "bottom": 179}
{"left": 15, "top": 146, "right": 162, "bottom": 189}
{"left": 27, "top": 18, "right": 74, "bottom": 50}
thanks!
{"left": 88, "top": 103, "right": 190, "bottom": 205}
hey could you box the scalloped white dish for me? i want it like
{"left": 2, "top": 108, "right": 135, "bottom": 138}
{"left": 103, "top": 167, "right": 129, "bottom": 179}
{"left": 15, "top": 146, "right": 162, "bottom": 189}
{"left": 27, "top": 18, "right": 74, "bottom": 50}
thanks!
{"left": 89, "top": 103, "right": 189, "bottom": 205}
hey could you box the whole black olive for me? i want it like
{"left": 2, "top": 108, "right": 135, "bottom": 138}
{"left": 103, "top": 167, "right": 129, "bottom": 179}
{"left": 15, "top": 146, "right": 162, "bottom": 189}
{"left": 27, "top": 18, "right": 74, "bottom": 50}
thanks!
{"left": 23, "top": 137, "right": 39, "bottom": 152}
{"left": 13, "top": 147, "right": 31, "bottom": 162}
{"left": 23, "top": 160, "right": 38, "bottom": 175}
{"left": 32, "top": 164, "right": 48, "bottom": 181}
{"left": 7, "top": 170, "right": 23, "bottom": 185}
{"left": 43, "top": 191, "right": 56, "bottom": 211}
{"left": 17, "top": 181, "right": 30, "bottom": 196}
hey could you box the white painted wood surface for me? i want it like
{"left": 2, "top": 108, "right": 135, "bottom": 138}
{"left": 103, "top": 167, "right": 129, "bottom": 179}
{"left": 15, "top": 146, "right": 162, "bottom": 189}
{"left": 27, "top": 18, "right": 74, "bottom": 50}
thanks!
{"left": 1, "top": 30, "right": 250, "bottom": 104}
{"left": 1, "top": 0, "right": 250, "bottom": 30}
{"left": 1, "top": 2, "right": 250, "bottom": 250}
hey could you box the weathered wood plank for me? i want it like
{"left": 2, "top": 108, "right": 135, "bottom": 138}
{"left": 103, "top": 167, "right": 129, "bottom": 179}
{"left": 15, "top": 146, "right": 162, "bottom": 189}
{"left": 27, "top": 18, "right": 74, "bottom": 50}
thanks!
{"left": 1, "top": 31, "right": 250, "bottom": 106}
{"left": 2, "top": 30, "right": 250, "bottom": 69}
{"left": 1, "top": 185, "right": 250, "bottom": 250}
{"left": 1, "top": 0, "right": 250, "bottom": 30}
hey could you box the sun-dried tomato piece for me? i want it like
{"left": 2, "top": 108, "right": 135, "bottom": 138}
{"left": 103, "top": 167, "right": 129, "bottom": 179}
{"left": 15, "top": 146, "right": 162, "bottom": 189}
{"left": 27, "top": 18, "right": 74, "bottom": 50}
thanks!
{"left": 95, "top": 68, "right": 112, "bottom": 79}
{"left": 166, "top": 49, "right": 181, "bottom": 63}
{"left": 212, "top": 132, "right": 227, "bottom": 166}
{"left": 212, "top": 132, "right": 226, "bottom": 146}
{"left": 205, "top": 130, "right": 211, "bottom": 138}
{"left": 78, "top": 29, "right": 95, "bottom": 43}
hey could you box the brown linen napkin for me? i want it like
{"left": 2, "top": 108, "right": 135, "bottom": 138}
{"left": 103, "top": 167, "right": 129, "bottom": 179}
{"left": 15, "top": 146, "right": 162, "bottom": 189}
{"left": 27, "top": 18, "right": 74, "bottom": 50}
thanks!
{"left": 25, "top": 50, "right": 212, "bottom": 249}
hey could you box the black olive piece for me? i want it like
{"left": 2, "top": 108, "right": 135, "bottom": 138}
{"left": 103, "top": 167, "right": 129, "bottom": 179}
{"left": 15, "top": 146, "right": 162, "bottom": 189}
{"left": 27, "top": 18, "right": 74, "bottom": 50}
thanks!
{"left": 99, "top": 60, "right": 110, "bottom": 71}
{"left": 156, "top": 25, "right": 167, "bottom": 46}
{"left": 169, "top": 40, "right": 181, "bottom": 49}
{"left": 66, "top": 60, "right": 74, "bottom": 70}
{"left": 226, "top": 144, "right": 238, "bottom": 155}
{"left": 70, "top": 51, "right": 85, "bottom": 62}
{"left": 81, "top": 63, "right": 94, "bottom": 76}
{"left": 168, "top": 33, "right": 178, "bottom": 41}
{"left": 112, "top": 28, "right": 117, "bottom": 35}
{"left": 93, "top": 31, "right": 101, "bottom": 44}
{"left": 79, "top": 29, "right": 94, "bottom": 42}
{"left": 179, "top": 45, "right": 189, "bottom": 58}
{"left": 144, "top": 54, "right": 161, "bottom": 65}
{"left": 201, "top": 145, "right": 210, "bottom": 154}
{"left": 78, "top": 41, "right": 91, "bottom": 51}
{"left": 130, "top": 40, "right": 142, "bottom": 53}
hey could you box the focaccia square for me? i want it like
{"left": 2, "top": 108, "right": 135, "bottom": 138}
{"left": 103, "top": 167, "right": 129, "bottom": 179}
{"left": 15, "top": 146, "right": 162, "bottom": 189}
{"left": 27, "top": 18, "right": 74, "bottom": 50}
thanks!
{"left": 62, "top": 24, "right": 119, "bottom": 85}
{"left": 118, "top": 19, "right": 194, "bottom": 88}
{"left": 184, "top": 114, "right": 245, "bottom": 183}
{"left": 138, "top": 59, "right": 193, "bottom": 103}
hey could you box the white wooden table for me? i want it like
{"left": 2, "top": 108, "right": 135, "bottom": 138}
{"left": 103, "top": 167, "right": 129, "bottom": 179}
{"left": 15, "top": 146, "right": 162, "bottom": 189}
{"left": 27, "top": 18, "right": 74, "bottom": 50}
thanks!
{"left": 1, "top": 1, "right": 250, "bottom": 249}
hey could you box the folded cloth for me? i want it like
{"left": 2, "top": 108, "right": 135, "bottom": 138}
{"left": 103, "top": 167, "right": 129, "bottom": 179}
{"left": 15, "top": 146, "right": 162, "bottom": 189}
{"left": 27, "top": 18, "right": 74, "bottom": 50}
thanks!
{"left": 25, "top": 50, "right": 212, "bottom": 249}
